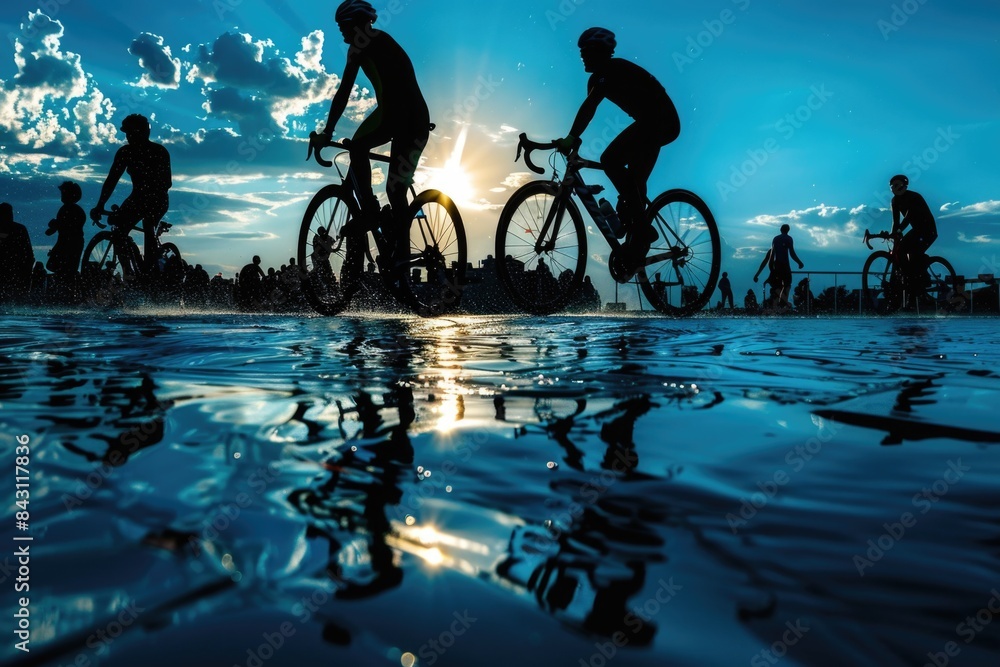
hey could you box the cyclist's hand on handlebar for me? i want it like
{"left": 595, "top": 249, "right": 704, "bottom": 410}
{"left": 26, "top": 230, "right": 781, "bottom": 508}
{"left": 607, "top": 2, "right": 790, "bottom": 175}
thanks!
{"left": 89, "top": 207, "right": 103, "bottom": 223}
{"left": 553, "top": 135, "right": 580, "bottom": 154}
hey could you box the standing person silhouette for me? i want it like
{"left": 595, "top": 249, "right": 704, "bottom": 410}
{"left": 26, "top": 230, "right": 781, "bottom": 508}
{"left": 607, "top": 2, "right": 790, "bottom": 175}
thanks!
{"left": 717, "top": 271, "right": 734, "bottom": 309}
{"left": 766, "top": 224, "right": 804, "bottom": 310}
{"left": 91, "top": 114, "right": 172, "bottom": 278}
{"left": 46, "top": 181, "right": 86, "bottom": 279}
{"left": 318, "top": 0, "right": 430, "bottom": 267}
{"left": 555, "top": 27, "right": 680, "bottom": 270}
{"left": 0, "top": 202, "right": 34, "bottom": 302}
{"left": 889, "top": 174, "right": 937, "bottom": 284}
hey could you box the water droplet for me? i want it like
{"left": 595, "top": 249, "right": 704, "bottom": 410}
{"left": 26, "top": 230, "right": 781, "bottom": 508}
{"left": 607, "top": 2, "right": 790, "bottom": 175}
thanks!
{"left": 423, "top": 470, "right": 432, "bottom": 478}
{"left": 445, "top": 485, "right": 453, "bottom": 493}
{"left": 233, "top": 452, "right": 241, "bottom": 459}
{"left": 405, "top": 515, "right": 416, "bottom": 525}
{"left": 546, "top": 461, "right": 558, "bottom": 470}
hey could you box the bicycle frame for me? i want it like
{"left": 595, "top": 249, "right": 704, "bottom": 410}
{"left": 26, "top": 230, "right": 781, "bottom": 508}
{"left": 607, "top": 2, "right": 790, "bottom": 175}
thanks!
{"left": 309, "top": 137, "right": 418, "bottom": 259}
{"left": 527, "top": 142, "right": 700, "bottom": 272}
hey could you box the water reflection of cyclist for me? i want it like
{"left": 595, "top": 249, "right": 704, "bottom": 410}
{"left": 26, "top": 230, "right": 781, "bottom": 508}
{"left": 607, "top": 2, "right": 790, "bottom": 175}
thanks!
{"left": 320, "top": 0, "right": 430, "bottom": 263}
{"left": 91, "top": 114, "right": 172, "bottom": 275}
{"left": 889, "top": 174, "right": 937, "bottom": 282}
{"left": 555, "top": 27, "right": 680, "bottom": 267}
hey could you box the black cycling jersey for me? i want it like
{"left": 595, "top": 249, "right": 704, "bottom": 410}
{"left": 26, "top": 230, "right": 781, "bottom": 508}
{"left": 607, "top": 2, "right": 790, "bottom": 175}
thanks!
{"left": 892, "top": 190, "right": 936, "bottom": 238}
{"left": 117, "top": 142, "right": 172, "bottom": 197}
{"left": 586, "top": 58, "right": 676, "bottom": 125}
{"left": 347, "top": 30, "right": 428, "bottom": 127}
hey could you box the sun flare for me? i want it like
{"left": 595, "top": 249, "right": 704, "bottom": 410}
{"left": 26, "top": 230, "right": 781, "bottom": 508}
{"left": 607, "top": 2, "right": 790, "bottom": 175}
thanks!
{"left": 423, "top": 126, "right": 475, "bottom": 205}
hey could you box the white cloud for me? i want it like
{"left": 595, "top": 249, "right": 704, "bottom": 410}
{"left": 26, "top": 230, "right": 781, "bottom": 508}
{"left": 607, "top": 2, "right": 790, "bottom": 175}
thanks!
{"left": 957, "top": 232, "right": 995, "bottom": 244}
{"left": 943, "top": 201, "right": 1000, "bottom": 218}
{"left": 0, "top": 12, "right": 114, "bottom": 156}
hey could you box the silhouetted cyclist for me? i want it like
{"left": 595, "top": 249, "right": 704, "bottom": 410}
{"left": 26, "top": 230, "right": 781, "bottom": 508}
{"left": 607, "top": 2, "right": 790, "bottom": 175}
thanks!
{"left": 91, "top": 114, "right": 172, "bottom": 277}
{"left": 889, "top": 174, "right": 937, "bottom": 283}
{"left": 319, "top": 0, "right": 430, "bottom": 264}
{"left": 555, "top": 27, "right": 680, "bottom": 268}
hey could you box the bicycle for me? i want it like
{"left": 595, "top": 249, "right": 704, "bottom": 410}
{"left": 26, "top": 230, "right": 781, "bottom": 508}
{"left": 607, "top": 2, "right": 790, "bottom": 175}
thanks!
{"left": 298, "top": 131, "right": 467, "bottom": 317}
{"left": 82, "top": 205, "right": 184, "bottom": 294}
{"left": 861, "top": 229, "right": 957, "bottom": 313}
{"left": 494, "top": 134, "right": 721, "bottom": 316}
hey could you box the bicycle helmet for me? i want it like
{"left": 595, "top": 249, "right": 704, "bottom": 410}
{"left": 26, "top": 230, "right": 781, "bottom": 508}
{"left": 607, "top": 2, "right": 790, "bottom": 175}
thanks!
{"left": 335, "top": 0, "right": 377, "bottom": 24}
{"left": 889, "top": 174, "right": 908, "bottom": 186}
{"left": 578, "top": 27, "right": 616, "bottom": 53}
{"left": 119, "top": 114, "right": 150, "bottom": 136}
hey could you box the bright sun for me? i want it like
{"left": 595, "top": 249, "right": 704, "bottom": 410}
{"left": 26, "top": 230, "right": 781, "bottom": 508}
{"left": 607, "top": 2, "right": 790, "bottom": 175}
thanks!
{"left": 423, "top": 127, "right": 475, "bottom": 205}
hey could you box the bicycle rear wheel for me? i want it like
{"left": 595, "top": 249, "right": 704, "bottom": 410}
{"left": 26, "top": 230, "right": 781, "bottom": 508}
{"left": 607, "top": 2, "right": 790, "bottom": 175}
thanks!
{"left": 638, "top": 189, "right": 720, "bottom": 316}
{"left": 298, "top": 184, "right": 363, "bottom": 316}
{"left": 920, "top": 256, "right": 957, "bottom": 311}
{"left": 495, "top": 181, "right": 586, "bottom": 314}
{"left": 861, "top": 251, "right": 900, "bottom": 313}
{"left": 393, "top": 189, "right": 467, "bottom": 316}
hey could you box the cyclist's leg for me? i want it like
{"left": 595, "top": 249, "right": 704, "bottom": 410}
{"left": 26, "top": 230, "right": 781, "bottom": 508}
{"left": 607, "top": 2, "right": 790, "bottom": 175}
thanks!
{"left": 110, "top": 199, "right": 144, "bottom": 279}
{"left": 348, "top": 112, "right": 393, "bottom": 223}
{"left": 896, "top": 231, "right": 922, "bottom": 284}
{"left": 601, "top": 122, "right": 670, "bottom": 222}
{"left": 140, "top": 196, "right": 169, "bottom": 275}
{"left": 386, "top": 122, "right": 429, "bottom": 261}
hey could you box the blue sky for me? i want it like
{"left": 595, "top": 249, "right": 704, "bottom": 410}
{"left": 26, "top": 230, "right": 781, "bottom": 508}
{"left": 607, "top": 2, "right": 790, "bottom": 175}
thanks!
{"left": 1, "top": 0, "right": 998, "bottom": 304}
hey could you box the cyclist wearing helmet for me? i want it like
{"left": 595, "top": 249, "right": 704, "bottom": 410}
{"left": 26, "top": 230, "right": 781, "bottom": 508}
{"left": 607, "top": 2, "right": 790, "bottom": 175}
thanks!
{"left": 889, "top": 174, "right": 937, "bottom": 281}
{"left": 320, "top": 0, "right": 430, "bottom": 262}
{"left": 91, "top": 114, "right": 172, "bottom": 276}
{"left": 556, "top": 27, "right": 680, "bottom": 268}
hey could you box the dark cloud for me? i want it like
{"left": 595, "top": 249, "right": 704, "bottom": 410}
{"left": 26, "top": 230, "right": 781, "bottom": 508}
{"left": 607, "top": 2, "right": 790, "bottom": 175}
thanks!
{"left": 8, "top": 12, "right": 86, "bottom": 98}
{"left": 128, "top": 33, "right": 181, "bottom": 88}
{"left": 204, "top": 88, "right": 278, "bottom": 138}
{"left": 190, "top": 32, "right": 304, "bottom": 97}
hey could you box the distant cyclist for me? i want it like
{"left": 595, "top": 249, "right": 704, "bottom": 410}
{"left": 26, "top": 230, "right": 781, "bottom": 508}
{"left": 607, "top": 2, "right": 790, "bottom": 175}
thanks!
{"left": 889, "top": 174, "right": 937, "bottom": 282}
{"left": 555, "top": 27, "right": 680, "bottom": 268}
{"left": 318, "top": 0, "right": 430, "bottom": 265}
{"left": 91, "top": 114, "right": 172, "bottom": 276}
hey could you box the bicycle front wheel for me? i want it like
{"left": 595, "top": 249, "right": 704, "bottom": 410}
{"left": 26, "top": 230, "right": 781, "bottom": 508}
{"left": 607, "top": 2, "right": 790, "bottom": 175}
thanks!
{"left": 861, "top": 251, "right": 899, "bottom": 314}
{"left": 83, "top": 231, "right": 117, "bottom": 275}
{"left": 638, "top": 189, "right": 720, "bottom": 316}
{"left": 495, "top": 181, "right": 586, "bottom": 314}
{"left": 298, "top": 184, "right": 362, "bottom": 316}
{"left": 394, "top": 189, "right": 467, "bottom": 317}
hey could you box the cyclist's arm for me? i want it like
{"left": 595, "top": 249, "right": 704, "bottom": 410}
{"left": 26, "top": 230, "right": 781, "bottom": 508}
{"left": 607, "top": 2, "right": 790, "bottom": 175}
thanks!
{"left": 323, "top": 58, "right": 362, "bottom": 135}
{"left": 566, "top": 89, "right": 603, "bottom": 142}
{"left": 890, "top": 199, "right": 906, "bottom": 235}
{"left": 93, "top": 149, "right": 128, "bottom": 218}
